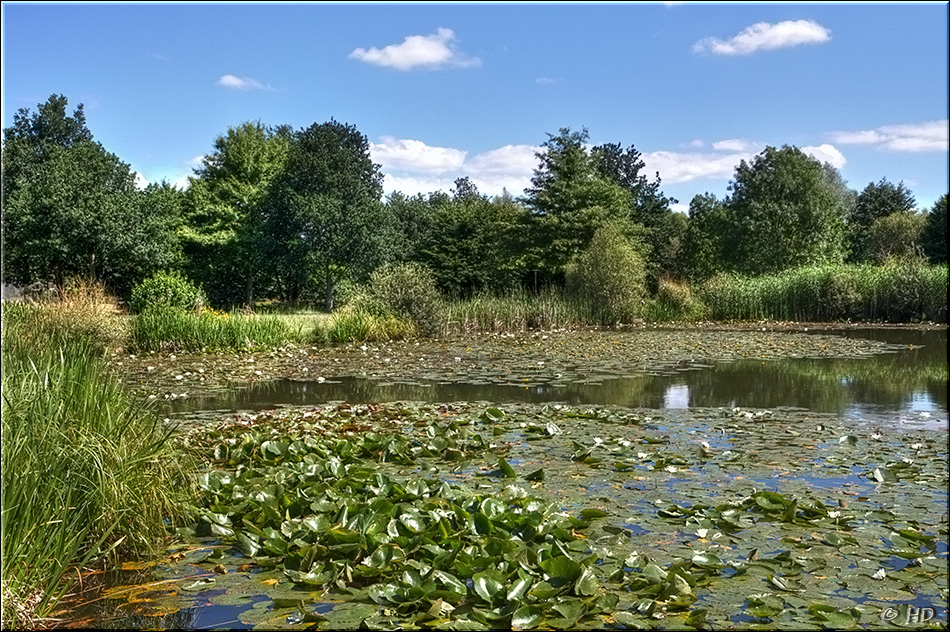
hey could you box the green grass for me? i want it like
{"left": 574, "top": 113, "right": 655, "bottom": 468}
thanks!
{"left": 131, "top": 308, "right": 308, "bottom": 352}
{"left": 697, "top": 262, "right": 947, "bottom": 323}
{"left": 440, "top": 290, "right": 595, "bottom": 334}
{"left": 1, "top": 303, "right": 190, "bottom": 628}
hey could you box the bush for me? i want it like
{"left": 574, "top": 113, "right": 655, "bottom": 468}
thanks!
{"left": 565, "top": 223, "right": 647, "bottom": 324}
{"left": 129, "top": 271, "right": 206, "bottom": 314}
{"left": 367, "top": 263, "right": 443, "bottom": 336}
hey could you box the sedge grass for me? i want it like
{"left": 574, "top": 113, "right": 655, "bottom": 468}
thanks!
{"left": 131, "top": 307, "right": 307, "bottom": 352}
{"left": 1, "top": 305, "right": 190, "bottom": 628}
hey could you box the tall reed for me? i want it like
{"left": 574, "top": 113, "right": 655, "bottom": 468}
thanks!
{"left": 698, "top": 262, "right": 947, "bottom": 323}
{"left": 1, "top": 301, "right": 189, "bottom": 628}
{"left": 440, "top": 289, "right": 593, "bottom": 334}
{"left": 131, "top": 307, "right": 306, "bottom": 352}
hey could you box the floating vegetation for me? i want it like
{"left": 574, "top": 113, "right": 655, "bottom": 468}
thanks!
{"left": 87, "top": 401, "right": 948, "bottom": 629}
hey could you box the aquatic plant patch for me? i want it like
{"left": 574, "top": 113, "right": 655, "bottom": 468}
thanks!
{"left": 116, "top": 329, "right": 911, "bottom": 402}
{"left": 84, "top": 402, "right": 948, "bottom": 629}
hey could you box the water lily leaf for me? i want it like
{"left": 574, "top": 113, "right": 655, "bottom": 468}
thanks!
{"left": 552, "top": 599, "right": 586, "bottom": 623}
{"left": 612, "top": 611, "right": 647, "bottom": 629}
{"left": 473, "top": 569, "right": 505, "bottom": 602}
{"left": 507, "top": 576, "right": 533, "bottom": 601}
{"left": 511, "top": 605, "right": 543, "bottom": 630}
{"left": 691, "top": 553, "right": 725, "bottom": 569}
{"left": 769, "top": 575, "right": 806, "bottom": 593}
{"left": 525, "top": 468, "right": 545, "bottom": 482}
{"left": 180, "top": 577, "right": 216, "bottom": 591}
{"left": 482, "top": 408, "right": 504, "bottom": 422}
{"left": 580, "top": 508, "right": 608, "bottom": 521}
{"left": 540, "top": 556, "right": 582, "bottom": 584}
{"left": 574, "top": 566, "right": 599, "bottom": 596}
{"left": 498, "top": 458, "right": 516, "bottom": 478}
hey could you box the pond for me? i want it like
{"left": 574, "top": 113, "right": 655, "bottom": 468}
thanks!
{"left": 61, "top": 327, "right": 948, "bottom": 630}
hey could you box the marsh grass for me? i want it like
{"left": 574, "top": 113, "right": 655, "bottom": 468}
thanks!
{"left": 440, "top": 291, "right": 583, "bottom": 334}
{"left": 315, "top": 309, "right": 417, "bottom": 343}
{"left": 698, "top": 262, "right": 948, "bottom": 323}
{"left": 131, "top": 307, "right": 307, "bottom": 352}
{"left": 1, "top": 303, "right": 190, "bottom": 628}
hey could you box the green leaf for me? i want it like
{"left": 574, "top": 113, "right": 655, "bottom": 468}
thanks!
{"left": 473, "top": 570, "right": 505, "bottom": 603}
{"left": 498, "top": 458, "right": 516, "bottom": 478}
{"left": 525, "top": 468, "right": 545, "bottom": 482}
{"left": 511, "top": 605, "right": 543, "bottom": 630}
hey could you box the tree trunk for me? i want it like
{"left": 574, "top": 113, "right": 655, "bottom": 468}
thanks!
{"left": 324, "top": 263, "right": 334, "bottom": 313}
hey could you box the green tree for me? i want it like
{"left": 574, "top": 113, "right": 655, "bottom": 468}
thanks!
{"left": 682, "top": 193, "right": 729, "bottom": 282}
{"left": 723, "top": 146, "right": 852, "bottom": 275}
{"left": 182, "top": 121, "right": 290, "bottom": 307}
{"left": 2, "top": 95, "right": 178, "bottom": 294}
{"left": 865, "top": 212, "right": 926, "bottom": 263}
{"left": 848, "top": 179, "right": 917, "bottom": 262}
{"left": 264, "top": 120, "right": 393, "bottom": 309}
{"left": 565, "top": 221, "right": 648, "bottom": 324}
{"left": 523, "top": 128, "right": 631, "bottom": 281}
{"left": 921, "top": 194, "right": 947, "bottom": 264}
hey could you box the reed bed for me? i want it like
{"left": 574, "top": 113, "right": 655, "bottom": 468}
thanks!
{"left": 698, "top": 262, "right": 947, "bottom": 323}
{"left": 131, "top": 307, "right": 307, "bottom": 352}
{"left": 439, "top": 290, "right": 595, "bottom": 334}
{"left": 1, "top": 303, "right": 189, "bottom": 628}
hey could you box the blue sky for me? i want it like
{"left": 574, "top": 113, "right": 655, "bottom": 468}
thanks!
{"left": 2, "top": 2, "right": 948, "bottom": 210}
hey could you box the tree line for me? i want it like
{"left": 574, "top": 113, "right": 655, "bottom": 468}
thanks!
{"left": 3, "top": 95, "right": 946, "bottom": 309}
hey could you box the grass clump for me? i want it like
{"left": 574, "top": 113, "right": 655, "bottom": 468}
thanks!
{"left": 441, "top": 290, "right": 590, "bottom": 334}
{"left": 131, "top": 307, "right": 305, "bottom": 352}
{"left": 1, "top": 303, "right": 190, "bottom": 628}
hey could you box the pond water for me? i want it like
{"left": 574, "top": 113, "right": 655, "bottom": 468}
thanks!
{"left": 61, "top": 327, "right": 948, "bottom": 630}
{"left": 169, "top": 328, "right": 947, "bottom": 429}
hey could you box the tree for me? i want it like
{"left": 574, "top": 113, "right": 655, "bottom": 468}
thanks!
{"left": 865, "top": 212, "right": 926, "bottom": 263}
{"left": 2, "top": 95, "right": 178, "bottom": 294}
{"left": 182, "top": 121, "right": 290, "bottom": 306}
{"left": 263, "top": 120, "right": 393, "bottom": 309}
{"left": 848, "top": 179, "right": 917, "bottom": 262}
{"left": 722, "top": 145, "right": 852, "bottom": 275}
{"left": 523, "top": 128, "right": 631, "bottom": 281}
{"left": 682, "top": 193, "right": 730, "bottom": 282}
{"left": 922, "top": 194, "right": 947, "bottom": 264}
{"left": 590, "top": 142, "right": 676, "bottom": 229}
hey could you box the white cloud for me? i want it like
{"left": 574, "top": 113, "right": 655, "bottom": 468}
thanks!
{"left": 829, "top": 120, "right": 948, "bottom": 152}
{"left": 694, "top": 20, "right": 831, "bottom": 56}
{"left": 535, "top": 76, "right": 559, "bottom": 85}
{"left": 375, "top": 138, "right": 539, "bottom": 197}
{"left": 670, "top": 203, "right": 690, "bottom": 215}
{"left": 133, "top": 172, "right": 149, "bottom": 190}
{"left": 370, "top": 137, "right": 466, "bottom": 174}
{"left": 350, "top": 27, "right": 480, "bottom": 71}
{"left": 802, "top": 144, "right": 847, "bottom": 168}
{"left": 712, "top": 138, "right": 762, "bottom": 153}
{"left": 217, "top": 74, "right": 271, "bottom": 90}
{"left": 641, "top": 150, "right": 757, "bottom": 184}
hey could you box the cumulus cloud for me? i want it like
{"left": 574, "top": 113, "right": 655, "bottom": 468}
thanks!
{"left": 641, "top": 150, "right": 757, "bottom": 184}
{"left": 712, "top": 138, "right": 762, "bottom": 153}
{"left": 694, "top": 20, "right": 831, "bottom": 55}
{"left": 133, "top": 172, "right": 149, "bottom": 190}
{"left": 217, "top": 74, "right": 271, "bottom": 90}
{"left": 829, "top": 120, "right": 948, "bottom": 152}
{"left": 373, "top": 137, "right": 539, "bottom": 197}
{"left": 370, "top": 137, "right": 466, "bottom": 173}
{"left": 802, "top": 144, "right": 847, "bottom": 168}
{"left": 350, "top": 28, "right": 480, "bottom": 71}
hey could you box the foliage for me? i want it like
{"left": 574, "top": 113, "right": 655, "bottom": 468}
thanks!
{"left": 723, "top": 146, "right": 853, "bottom": 275}
{"left": 922, "top": 194, "right": 947, "bottom": 264}
{"left": 441, "top": 290, "right": 591, "bottom": 334}
{"left": 682, "top": 193, "right": 729, "bottom": 282}
{"left": 263, "top": 120, "right": 394, "bottom": 309}
{"left": 131, "top": 307, "right": 305, "bottom": 352}
{"left": 129, "top": 271, "right": 207, "bottom": 314}
{"left": 649, "top": 277, "right": 704, "bottom": 321}
{"left": 1, "top": 95, "right": 179, "bottom": 296}
{"left": 182, "top": 122, "right": 290, "bottom": 307}
{"left": 864, "top": 212, "right": 926, "bottom": 264}
{"left": 1, "top": 306, "right": 189, "bottom": 628}
{"left": 368, "top": 263, "right": 443, "bottom": 336}
{"left": 389, "top": 185, "right": 527, "bottom": 296}
{"left": 565, "top": 222, "right": 648, "bottom": 324}
{"left": 698, "top": 262, "right": 947, "bottom": 323}
{"left": 848, "top": 178, "right": 917, "bottom": 262}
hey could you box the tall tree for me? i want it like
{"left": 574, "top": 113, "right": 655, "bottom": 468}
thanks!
{"left": 264, "top": 120, "right": 393, "bottom": 309}
{"left": 523, "top": 127, "right": 631, "bottom": 281}
{"left": 848, "top": 178, "right": 917, "bottom": 262}
{"left": 723, "top": 146, "right": 853, "bottom": 275}
{"left": 2, "top": 95, "right": 178, "bottom": 294}
{"left": 182, "top": 121, "right": 290, "bottom": 307}
{"left": 922, "top": 194, "right": 947, "bottom": 264}
{"left": 681, "top": 193, "right": 729, "bottom": 282}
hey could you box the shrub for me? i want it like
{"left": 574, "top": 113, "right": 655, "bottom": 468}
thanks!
{"left": 129, "top": 271, "right": 206, "bottom": 314}
{"left": 565, "top": 222, "right": 647, "bottom": 324}
{"left": 368, "top": 263, "right": 443, "bottom": 336}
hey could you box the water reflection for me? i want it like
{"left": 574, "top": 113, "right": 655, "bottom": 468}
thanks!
{"left": 170, "top": 329, "right": 947, "bottom": 427}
